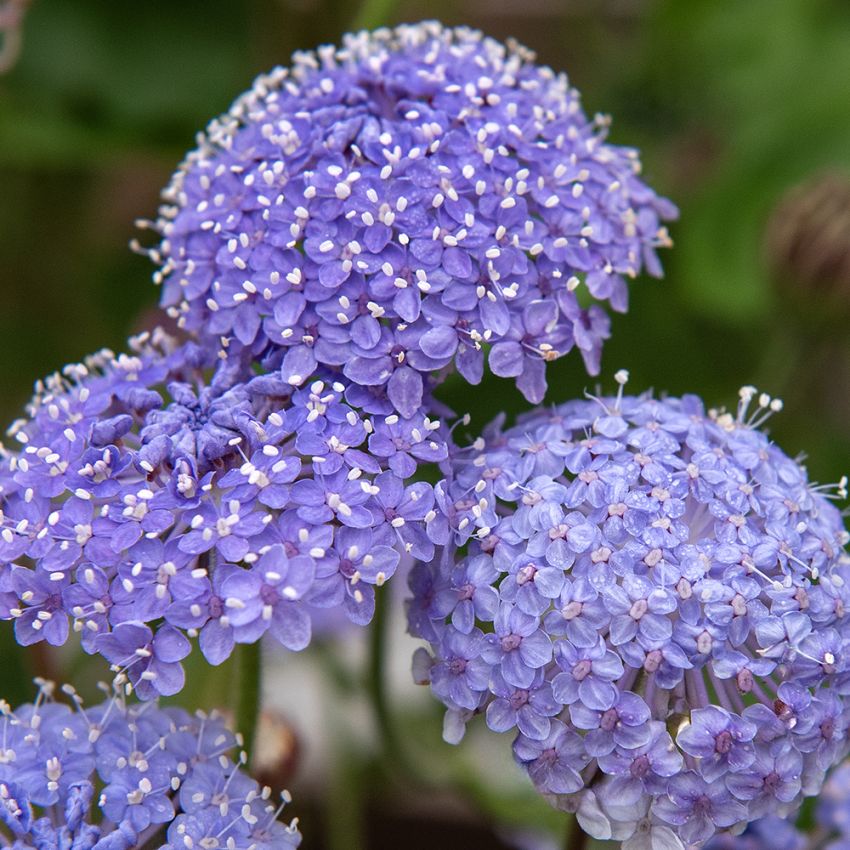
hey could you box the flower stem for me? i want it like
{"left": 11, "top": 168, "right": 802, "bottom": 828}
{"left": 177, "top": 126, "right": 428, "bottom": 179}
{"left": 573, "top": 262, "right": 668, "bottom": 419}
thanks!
{"left": 236, "top": 641, "right": 262, "bottom": 758}
{"left": 350, "top": 0, "right": 400, "bottom": 32}
{"left": 367, "top": 586, "right": 413, "bottom": 777}
{"left": 4, "top": 639, "right": 40, "bottom": 706}
{"left": 565, "top": 817, "right": 588, "bottom": 850}
{"left": 368, "top": 588, "right": 393, "bottom": 749}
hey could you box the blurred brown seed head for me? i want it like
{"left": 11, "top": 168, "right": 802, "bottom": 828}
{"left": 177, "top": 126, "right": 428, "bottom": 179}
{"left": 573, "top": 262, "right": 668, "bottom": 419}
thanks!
{"left": 766, "top": 170, "right": 850, "bottom": 315}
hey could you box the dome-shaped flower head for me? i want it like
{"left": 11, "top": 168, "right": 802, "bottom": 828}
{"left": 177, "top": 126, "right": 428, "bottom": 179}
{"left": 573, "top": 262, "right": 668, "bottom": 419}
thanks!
{"left": 0, "top": 329, "right": 447, "bottom": 696}
{"left": 146, "top": 22, "right": 676, "bottom": 415}
{"left": 0, "top": 679, "right": 301, "bottom": 849}
{"left": 409, "top": 377, "right": 850, "bottom": 848}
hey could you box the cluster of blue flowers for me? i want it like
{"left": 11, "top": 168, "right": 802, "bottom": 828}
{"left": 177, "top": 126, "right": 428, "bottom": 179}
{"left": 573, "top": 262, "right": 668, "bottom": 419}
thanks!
{"left": 702, "top": 817, "right": 807, "bottom": 850}
{"left": 0, "top": 329, "right": 447, "bottom": 697}
{"left": 0, "top": 679, "right": 301, "bottom": 849}
{"left": 409, "top": 380, "right": 850, "bottom": 848}
{"left": 1, "top": 20, "right": 674, "bottom": 704}
{"left": 706, "top": 761, "right": 850, "bottom": 850}
{"left": 4, "top": 18, "right": 847, "bottom": 849}
{"left": 147, "top": 22, "right": 675, "bottom": 412}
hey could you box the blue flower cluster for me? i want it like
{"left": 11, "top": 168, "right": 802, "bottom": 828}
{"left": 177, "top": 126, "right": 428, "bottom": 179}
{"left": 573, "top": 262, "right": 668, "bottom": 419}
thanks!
{"left": 409, "top": 382, "right": 850, "bottom": 848}
{"left": 702, "top": 817, "right": 807, "bottom": 850}
{"left": 14, "top": 19, "right": 825, "bottom": 850}
{"left": 706, "top": 760, "right": 850, "bottom": 850}
{"left": 0, "top": 329, "right": 447, "bottom": 697}
{"left": 0, "top": 680, "right": 301, "bottom": 850}
{"left": 147, "top": 22, "right": 675, "bottom": 412}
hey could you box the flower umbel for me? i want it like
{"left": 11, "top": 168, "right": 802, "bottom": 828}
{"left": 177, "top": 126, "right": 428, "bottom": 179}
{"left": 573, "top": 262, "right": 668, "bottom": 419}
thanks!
{"left": 0, "top": 329, "right": 448, "bottom": 694}
{"left": 0, "top": 679, "right": 301, "bottom": 849}
{"left": 409, "top": 381, "right": 850, "bottom": 847}
{"left": 145, "top": 22, "right": 675, "bottom": 410}
{"left": 704, "top": 758, "right": 850, "bottom": 850}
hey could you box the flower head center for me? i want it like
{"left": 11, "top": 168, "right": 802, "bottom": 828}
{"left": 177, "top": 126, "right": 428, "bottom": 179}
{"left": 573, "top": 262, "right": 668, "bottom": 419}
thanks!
{"left": 630, "top": 754, "right": 650, "bottom": 779}
{"left": 600, "top": 708, "right": 619, "bottom": 731}
{"left": 715, "top": 730, "right": 734, "bottom": 755}
{"left": 500, "top": 634, "right": 522, "bottom": 653}
{"left": 509, "top": 689, "right": 530, "bottom": 710}
{"left": 572, "top": 660, "right": 592, "bottom": 681}
{"left": 516, "top": 565, "right": 537, "bottom": 585}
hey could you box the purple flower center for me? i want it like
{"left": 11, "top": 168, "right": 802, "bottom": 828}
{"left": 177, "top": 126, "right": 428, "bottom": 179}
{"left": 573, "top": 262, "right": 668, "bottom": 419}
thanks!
{"left": 693, "top": 795, "right": 712, "bottom": 816}
{"left": 449, "top": 658, "right": 467, "bottom": 676}
{"left": 211, "top": 790, "right": 230, "bottom": 808}
{"left": 822, "top": 717, "right": 836, "bottom": 740}
{"left": 509, "top": 689, "right": 530, "bottom": 710}
{"left": 516, "top": 565, "right": 537, "bottom": 586}
{"left": 601, "top": 708, "right": 619, "bottom": 732}
{"left": 480, "top": 535, "right": 500, "bottom": 553}
{"left": 736, "top": 668, "right": 753, "bottom": 693}
{"left": 630, "top": 755, "right": 650, "bottom": 779}
{"left": 572, "top": 660, "right": 592, "bottom": 681}
{"left": 764, "top": 772, "right": 781, "bottom": 794}
{"left": 500, "top": 634, "right": 522, "bottom": 653}
{"left": 561, "top": 601, "right": 582, "bottom": 620}
{"left": 209, "top": 596, "right": 223, "bottom": 619}
{"left": 540, "top": 747, "right": 558, "bottom": 767}
{"left": 260, "top": 584, "right": 278, "bottom": 606}
{"left": 774, "top": 699, "right": 797, "bottom": 728}
{"left": 549, "top": 524, "right": 568, "bottom": 541}
{"left": 457, "top": 583, "right": 475, "bottom": 601}
{"left": 715, "top": 730, "right": 733, "bottom": 754}
{"left": 644, "top": 649, "right": 662, "bottom": 673}
{"left": 339, "top": 558, "right": 356, "bottom": 579}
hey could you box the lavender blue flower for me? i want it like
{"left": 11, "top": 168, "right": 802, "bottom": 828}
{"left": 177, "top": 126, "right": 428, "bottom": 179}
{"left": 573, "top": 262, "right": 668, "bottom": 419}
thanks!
{"left": 0, "top": 679, "right": 301, "bottom": 849}
{"left": 409, "top": 378, "right": 850, "bottom": 848}
{"left": 0, "top": 329, "right": 448, "bottom": 695}
{"left": 145, "top": 22, "right": 675, "bottom": 409}
{"left": 702, "top": 758, "right": 850, "bottom": 850}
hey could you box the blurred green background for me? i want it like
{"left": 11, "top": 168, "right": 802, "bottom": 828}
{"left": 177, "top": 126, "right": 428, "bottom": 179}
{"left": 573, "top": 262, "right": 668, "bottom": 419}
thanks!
{"left": 1, "top": 1, "right": 849, "bottom": 847}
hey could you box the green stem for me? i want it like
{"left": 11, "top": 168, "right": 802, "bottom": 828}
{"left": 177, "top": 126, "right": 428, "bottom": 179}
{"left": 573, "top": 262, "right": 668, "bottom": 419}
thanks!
{"left": 350, "top": 0, "right": 401, "bottom": 32}
{"left": 236, "top": 641, "right": 262, "bottom": 757}
{"left": 367, "top": 587, "right": 415, "bottom": 778}
{"left": 368, "top": 587, "right": 392, "bottom": 746}
{"left": 326, "top": 750, "right": 366, "bottom": 850}
{"left": 1, "top": 636, "right": 37, "bottom": 706}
